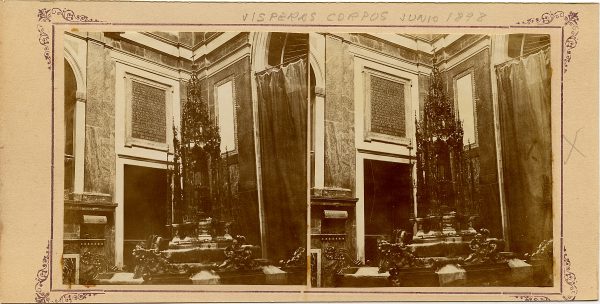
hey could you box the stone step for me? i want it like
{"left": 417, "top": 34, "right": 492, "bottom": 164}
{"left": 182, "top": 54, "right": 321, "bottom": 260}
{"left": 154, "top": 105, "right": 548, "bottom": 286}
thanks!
{"left": 159, "top": 245, "right": 261, "bottom": 264}
{"left": 93, "top": 265, "right": 298, "bottom": 285}
{"left": 335, "top": 259, "right": 538, "bottom": 287}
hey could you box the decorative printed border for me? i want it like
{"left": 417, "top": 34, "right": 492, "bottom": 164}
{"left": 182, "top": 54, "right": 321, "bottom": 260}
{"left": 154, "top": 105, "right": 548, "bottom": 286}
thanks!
{"left": 517, "top": 11, "right": 579, "bottom": 73}
{"left": 37, "top": 25, "right": 51, "bottom": 69}
{"left": 37, "top": 8, "right": 101, "bottom": 23}
{"left": 562, "top": 247, "right": 578, "bottom": 300}
{"left": 35, "top": 6, "right": 583, "bottom": 303}
{"left": 513, "top": 295, "right": 552, "bottom": 301}
{"left": 35, "top": 9, "right": 104, "bottom": 300}
{"left": 37, "top": 8, "right": 103, "bottom": 69}
{"left": 35, "top": 242, "right": 104, "bottom": 303}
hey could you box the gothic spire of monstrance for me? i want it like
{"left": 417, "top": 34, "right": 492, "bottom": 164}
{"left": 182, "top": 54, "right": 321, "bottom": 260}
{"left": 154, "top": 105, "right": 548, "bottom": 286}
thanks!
{"left": 414, "top": 49, "right": 468, "bottom": 236}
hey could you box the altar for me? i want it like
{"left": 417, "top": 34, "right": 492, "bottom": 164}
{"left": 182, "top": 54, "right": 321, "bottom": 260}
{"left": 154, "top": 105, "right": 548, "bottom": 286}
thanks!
{"left": 92, "top": 234, "right": 304, "bottom": 285}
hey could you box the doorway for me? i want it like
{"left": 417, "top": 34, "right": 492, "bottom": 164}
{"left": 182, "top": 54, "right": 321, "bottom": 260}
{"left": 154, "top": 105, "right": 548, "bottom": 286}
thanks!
{"left": 363, "top": 159, "right": 412, "bottom": 265}
{"left": 123, "top": 165, "right": 168, "bottom": 269}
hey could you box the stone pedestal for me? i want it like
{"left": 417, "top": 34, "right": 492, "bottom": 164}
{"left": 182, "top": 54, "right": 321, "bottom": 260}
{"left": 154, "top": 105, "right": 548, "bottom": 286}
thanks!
{"left": 263, "top": 265, "right": 287, "bottom": 284}
{"left": 336, "top": 267, "right": 390, "bottom": 287}
{"left": 436, "top": 264, "right": 466, "bottom": 286}
{"left": 462, "top": 263, "right": 511, "bottom": 286}
{"left": 507, "top": 258, "right": 533, "bottom": 283}
{"left": 190, "top": 270, "right": 220, "bottom": 284}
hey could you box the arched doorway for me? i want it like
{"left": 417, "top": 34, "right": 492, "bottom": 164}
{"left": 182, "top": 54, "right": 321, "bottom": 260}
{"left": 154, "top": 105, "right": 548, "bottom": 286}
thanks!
{"left": 267, "top": 33, "right": 309, "bottom": 67}
{"left": 254, "top": 32, "right": 309, "bottom": 262}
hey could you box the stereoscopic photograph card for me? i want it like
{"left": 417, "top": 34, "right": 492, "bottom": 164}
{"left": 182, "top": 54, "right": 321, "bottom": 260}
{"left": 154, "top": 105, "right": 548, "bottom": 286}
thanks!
{"left": 0, "top": 1, "right": 598, "bottom": 302}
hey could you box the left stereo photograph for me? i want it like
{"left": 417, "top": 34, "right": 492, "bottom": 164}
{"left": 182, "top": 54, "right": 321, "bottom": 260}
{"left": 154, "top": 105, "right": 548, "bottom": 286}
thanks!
{"left": 61, "top": 31, "right": 308, "bottom": 285}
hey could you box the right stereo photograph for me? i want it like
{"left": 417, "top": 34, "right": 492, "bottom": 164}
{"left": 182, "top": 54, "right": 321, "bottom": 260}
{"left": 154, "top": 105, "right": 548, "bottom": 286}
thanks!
{"left": 308, "top": 33, "right": 554, "bottom": 288}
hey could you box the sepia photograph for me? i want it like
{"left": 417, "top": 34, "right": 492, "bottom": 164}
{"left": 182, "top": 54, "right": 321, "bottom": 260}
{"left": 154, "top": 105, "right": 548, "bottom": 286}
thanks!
{"left": 62, "top": 31, "right": 308, "bottom": 285}
{"left": 308, "top": 33, "right": 553, "bottom": 287}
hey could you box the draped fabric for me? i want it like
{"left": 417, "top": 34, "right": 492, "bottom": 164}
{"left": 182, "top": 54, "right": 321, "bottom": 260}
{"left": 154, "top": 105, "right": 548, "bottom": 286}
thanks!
{"left": 496, "top": 49, "right": 552, "bottom": 253}
{"left": 256, "top": 59, "right": 307, "bottom": 261}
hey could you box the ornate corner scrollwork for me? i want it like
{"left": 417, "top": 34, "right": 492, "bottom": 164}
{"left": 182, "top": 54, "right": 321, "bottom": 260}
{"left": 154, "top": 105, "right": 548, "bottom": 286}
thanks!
{"left": 517, "top": 11, "right": 580, "bottom": 73}
{"left": 513, "top": 295, "right": 552, "bottom": 301}
{"left": 37, "top": 8, "right": 101, "bottom": 23}
{"left": 36, "top": 8, "right": 102, "bottom": 69}
{"left": 35, "top": 242, "right": 103, "bottom": 303}
{"left": 37, "top": 25, "right": 51, "bottom": 69}
{"left": 562, "top": 247, "right": 578, "bottom": 300}
{"left": 35, "top": 244, "right": 52, "bottom": 303}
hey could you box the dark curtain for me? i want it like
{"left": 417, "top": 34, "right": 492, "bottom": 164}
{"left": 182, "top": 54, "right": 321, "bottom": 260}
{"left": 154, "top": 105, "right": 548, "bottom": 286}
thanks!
{"left": 256, "top": 59, "right": 307, "bottom": 261}
{"left": 496, "top": 49, "right": 552, "bottom": 253}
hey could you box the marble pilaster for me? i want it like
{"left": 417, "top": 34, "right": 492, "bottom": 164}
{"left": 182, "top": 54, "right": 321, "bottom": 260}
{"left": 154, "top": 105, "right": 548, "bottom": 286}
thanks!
{"left": 323, "top": 35, "right": 356, "bottom": 192}
{"left": 83, "top": 41, "right": 115, "bottom": 196}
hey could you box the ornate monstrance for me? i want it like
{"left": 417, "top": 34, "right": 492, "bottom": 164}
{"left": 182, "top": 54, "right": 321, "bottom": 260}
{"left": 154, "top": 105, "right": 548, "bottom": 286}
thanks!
{"left": 168, "top": 63, "right": 225, "bottom": 240}
{"left": 413, "top": 55, "right": 477, "bottom": 238}
{"left": 181, "top": 63, "right": 222, "bottom": 219}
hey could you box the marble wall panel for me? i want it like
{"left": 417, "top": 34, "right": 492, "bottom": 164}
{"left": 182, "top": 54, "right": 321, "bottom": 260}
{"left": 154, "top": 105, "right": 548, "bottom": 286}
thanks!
{"left": 178, "top": 32, "right": 193, "bottom": 47}
{"left": 84, "top": 126, "right": 112, "bottom": 194}
{"left": 193, "top": 32, "right": 205, "bottom": 46}
{"left": 119, "top": 40, "right": 145, "bottom": 57}
{"left": 144, "top": 47, "right": 162, "bottom": 63}
{"left": 444, "top": 35, "right": 487, "bottom": 59}
{"left": 159, "top": 54, "right": 179, "bottom": 68}
{"left": 104, "top": 48, "right": 116, "bottom": 196}
{"left": 179, "top": 79, "right": 188, "bottom": 105}
{"left": 83, "top": 42, "right": 115, "bottom": 195}
{"left": 206, "top": 33, "right": 249, "bottom": 66}
{"left": 418, "top": 74, "right": 430, "bottom": 118}
{"left": 323, "top": 36, "right": 356, "bottom": 192}
{"left": 107, "top": 34, "right": 190, "bottom": 71}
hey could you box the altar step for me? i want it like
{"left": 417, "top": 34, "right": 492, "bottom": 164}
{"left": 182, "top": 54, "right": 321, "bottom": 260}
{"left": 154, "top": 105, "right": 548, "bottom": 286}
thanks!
{"left": 94, "top": 265, "right": 305, "bottom": 285}
{"left": 335, "top": 259, "right": 551, "bottom": 287}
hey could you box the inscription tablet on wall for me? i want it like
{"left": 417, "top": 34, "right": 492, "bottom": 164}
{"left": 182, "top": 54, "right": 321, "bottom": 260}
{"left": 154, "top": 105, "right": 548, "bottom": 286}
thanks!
{"left": 370, "top": 75, "right": 406, "bottom": 138}
{"left": 131, "top": 81, "right": 167, "bottom": 143}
